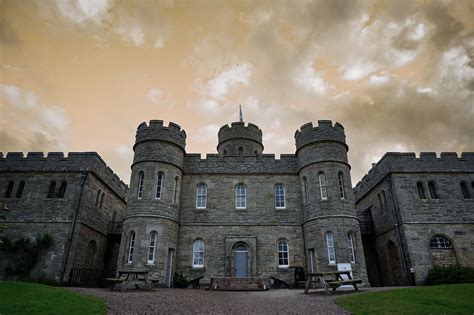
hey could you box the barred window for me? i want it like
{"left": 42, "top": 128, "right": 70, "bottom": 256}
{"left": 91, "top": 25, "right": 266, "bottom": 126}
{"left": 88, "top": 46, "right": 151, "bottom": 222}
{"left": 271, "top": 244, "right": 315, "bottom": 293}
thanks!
{"left": 193, "top": 239, "right": 205, "bottom": 268}
{"left": 15, "top": 181, "right": 25, "bottom": 198}
{"left": 155, "top": 172, "right": 164, "bottom": 199}
{"left": 127, "top": 231, "right": 136, "bottom": 263}
{"left": 338, "top": 172, "right": 346, "bottom": 199}
{"left": 196, "top": 183, "right": 208, "bottom": 209}
{"left": 277, "top": 240, "right": 289, "bottom": 267}
{"left": 326, "top": 232, "right": 336, "bottom": 264}
{"left": 235, "top": 184, "right": 246, "bottom": 209}
{"left": 318, "top": 173, "right": 328, "bottom": 200}
{"left": 137, "top": 172, "right": 144, "bottom": 199}
{"left": 148, "top": 231, "right": 158, "bottom": 264}
{"left": 275, "top": 184, "right": 286, "bottom": 208}
{"left": 348, "top": 233, "right": 356, "bottom": 263}
{"left": 303, "top": 177, "right": 309, "bottom": 204}
{"left": 430, "top": 235, "right": 453, "bottom": 249}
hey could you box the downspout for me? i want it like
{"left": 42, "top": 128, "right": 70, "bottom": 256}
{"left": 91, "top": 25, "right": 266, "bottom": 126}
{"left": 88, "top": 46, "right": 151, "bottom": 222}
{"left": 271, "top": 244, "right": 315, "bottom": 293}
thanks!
{"left": 61, "top": 172, "right": 88, "bottom": 282}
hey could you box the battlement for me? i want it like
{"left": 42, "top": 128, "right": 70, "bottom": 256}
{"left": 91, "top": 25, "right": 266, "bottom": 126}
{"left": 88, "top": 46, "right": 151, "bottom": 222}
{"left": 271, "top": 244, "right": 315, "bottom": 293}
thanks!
{"left": 294, "top": 120, "right": 346, "bottom": 150}
{"left": 0, "top": 152, "right": 129, "bottom": 199}
{"left": 135, "top": 120, "right": 187, "bottom": 150}
{"left": 218, "top": 122, "right": 263, "bottom": 146}
{"left": 354, "top": 152, "right": 474, "bottom": 199}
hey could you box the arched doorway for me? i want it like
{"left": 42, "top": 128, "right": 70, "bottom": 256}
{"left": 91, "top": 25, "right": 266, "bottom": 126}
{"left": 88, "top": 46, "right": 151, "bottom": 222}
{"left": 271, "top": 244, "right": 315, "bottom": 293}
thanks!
{"left": 234, "top": 244, "right": 248, "bottom": 278}
{"left": 385, "top": 240, "right": 404, "bottom": 286}
{"left": 84, "top": 240, "right": 97, "bottom": 268}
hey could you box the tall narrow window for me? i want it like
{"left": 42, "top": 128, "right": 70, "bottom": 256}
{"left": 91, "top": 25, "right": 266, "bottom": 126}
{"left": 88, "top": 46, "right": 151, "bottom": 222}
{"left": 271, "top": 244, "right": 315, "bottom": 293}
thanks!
{"left": 235, "top": 184, "right": 246, "bottom": 209}
{"left": 275, "top": 184, "right": 286, "bottom": 208}
{"left": 460, "top": 181, "right": 470, "bottom": 199}
{"left": 95, "top": 190, "right": 102, "bottom": 206}
{"left": 137, "top": 172, "right": 144, "bottom": 199}
{"left": 417, "top": 182, "right": 426, "bottom": 199}
{"left": 58, "top": 181, "right": 67, "bottom": 198}
{"left": 428, "top": 181, "right": 438, "bottom": 199}
{"left": 238, "top": 147, "right": 244, "bottom": 159}
{"left": 326, "top": 232, "right": 336, "bottom": 264}
{"left": 348, "top": 233, "right": 356, "bottom": 263}
{"left": 318, "top": 173, "right": 328, "bottom": 200}
{"left": 155, "top": 172, "right": 164, "bottom": 199}
{"left": 47, "top": 181, "right": 56, "bottom": 198}
{"left": 381, "top": 190, "right": 387, "bottom": 208}
{"left": 277, "top": 240, "right": 289, "bottom": 267}
{"left": 338, "top": 172, "right": 346, "bottom": 199}
{"left": 127, "top": 231, "right": 136, "bottom": 263}
{"left": 309, "top": 248, "right": 317, "bottom": 273}
{"left": 148, "top": 231, "right": 157, "bottom": 264}
{"left": 196, "top": 183, "right": 208, "bottom": 208}
{"left": 173, "top": 177, "right": 179, "bottom": 204}
{"left": 378, "top": 193, "right": 383, "bottom": 209}
{"left": 4, "top": 181, "right": 14, "bottom": 198}
{"left": 99, "top": 192, "right": 105, "bottom": 209}
{"left": 15, "top": 181, "right": 25, "bottom": 198}
{"left": 303, "top": 177, "right": 309, "bottom": 204}
{"left": 193, "top": 239, "right": 205, "bottom": 268}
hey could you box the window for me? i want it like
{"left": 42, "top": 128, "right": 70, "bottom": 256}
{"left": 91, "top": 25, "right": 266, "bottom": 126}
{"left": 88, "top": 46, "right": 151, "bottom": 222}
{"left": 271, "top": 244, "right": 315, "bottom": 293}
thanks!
{"left": 338, "top": 172, "right": 346, "bottom": 199}
{"left": 417, "top": 182, "right": 426, "bottom": 199}
{"left": 309, "top": 248, "right": 317, "bottom": 273}
{"left": 326, "top": 232, "right": 336, "bottom": 264}
{"left": 348, "top": 233, "right": 356, "bottom": 263}
{"left": 58, "top": 181, "right": 67, "bottom": 198}
{"left": 381, "top": 190, "right": 387, "bottom": 208}
{"left": 428, "top": 181, "right": 438, "bottom": 199}
{"left": 303, "top": 177, "right": 309, "bottom": 204}
{"left": 193, "top": 239, "right": 205, "bottom": 268}
{"left": 47, "top": 181, "right": 56, "bottom": 198}
{"left": 4, "top": 181, "right": 14, "bottom": 198}
{"left": 275, "top": 184, "right": 286, "bottom": 208}
{"left": 173, "top": 177, "right": 179, "bottom": 204}
{"left": 99, "top": 192, "right": 105, "bottom": 209}
{"left": 127, "top": 231, "right": 136, "bottom": 263}
{"left": 148, "top": 231, "right": 158, "bottom": 264}
{"left": 378, "top": 193, "right": 383, "bottom": 209}
{"left": 430, "top": 235, "right": 453, "bottom": 249}
{"left": 137, "top": 172, "right": 144, "bottom": 199}
{"left": 155, "top": 172, "right": 164, "bottom": 199}
{"left": 235, "top": 184, "right": 246, "bottom": 209}
{"left": 238, "top": 147, "right": 244, "bottom": 159}
{"left": 318, "top": 173, "right": 327, "bottom": 200}
{"left": 460, "top": 181, "right": 470, "bottom": 199}
{"left": 196, "top": 183, "right": 208, "bottom": 208}
{"left": 15, "top": 181, "right": 25, "bottom": 198}
{"left": 95, "top": 190, "right": 102, "bottom": 206}
{"left": 277, "top": 240, "right": 289, "bottom": 267}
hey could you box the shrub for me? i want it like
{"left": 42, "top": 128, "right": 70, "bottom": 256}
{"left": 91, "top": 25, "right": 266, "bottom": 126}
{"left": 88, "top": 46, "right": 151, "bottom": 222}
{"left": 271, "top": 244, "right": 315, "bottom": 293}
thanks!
{"left": 173, "top": 272, "right": 188, "bottom": 288}
{"left": 426, "top": 265, "right": 474, "bottom": 285}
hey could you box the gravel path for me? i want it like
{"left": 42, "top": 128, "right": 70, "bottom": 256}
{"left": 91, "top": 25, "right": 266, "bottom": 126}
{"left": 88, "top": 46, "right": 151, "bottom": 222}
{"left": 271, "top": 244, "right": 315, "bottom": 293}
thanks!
{"left": 68, "top": 287, "right": 395, "bottom": 314}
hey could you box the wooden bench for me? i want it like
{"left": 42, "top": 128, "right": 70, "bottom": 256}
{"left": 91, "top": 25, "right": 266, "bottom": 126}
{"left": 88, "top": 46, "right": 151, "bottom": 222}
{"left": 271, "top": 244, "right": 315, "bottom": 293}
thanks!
{"left": 304, "top": 271, "right": 362, "bottom": 295}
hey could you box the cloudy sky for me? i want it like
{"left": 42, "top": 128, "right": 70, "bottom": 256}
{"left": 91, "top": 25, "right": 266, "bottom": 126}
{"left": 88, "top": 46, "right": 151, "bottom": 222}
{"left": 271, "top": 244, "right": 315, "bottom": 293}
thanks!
{"left": 1, "top": 0, "right": 473, "bottom": 185}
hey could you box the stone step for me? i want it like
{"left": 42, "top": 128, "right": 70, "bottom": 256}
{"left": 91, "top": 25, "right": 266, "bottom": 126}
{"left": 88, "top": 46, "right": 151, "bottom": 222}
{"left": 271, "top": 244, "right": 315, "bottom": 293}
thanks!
{"left": 210, "top": 277, "right": 270, "bottom": 291}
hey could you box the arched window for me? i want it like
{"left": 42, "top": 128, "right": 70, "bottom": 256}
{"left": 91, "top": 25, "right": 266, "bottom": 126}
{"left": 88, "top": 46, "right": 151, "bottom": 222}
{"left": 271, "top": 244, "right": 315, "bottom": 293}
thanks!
{"left": 318, "top": 172, "right": 328, "bottom": 200}
{"left": 338, "top": 172, "right": 346, "bottom": 199}
{"left": 99, "top": 192, "right": 105, "bottom": 209}
{"left": 235, "top": 184, "right": 246, "bottom": 209}
{"left": 173, "top": 177, "right": 179, "bottom": 204}
{"left": 417, "top": 182, "right": 426, "bottom": 199}
{"left": 460, "top": 181, "right": 470, "bottom": 199}
{"left": 277, "top": 240, "right": 289, "bottom": 267}
{"left": 430, "top": 235, "right": 457, "bottom": 268}
{"left": 303, "top": 177, "right": 309, "bottom": 204}
{"left": 137, "top": 172, "right": 144, "bottom": 199}
{"left": 147, "top": 231, "right": 158, "bottom": 264}
{"left": 192, "top": 239, "right": 205, "bottom": 268}
{"left": 84, "top": 240, "right": 97, "bottom": 268}
{"left": 325, "top": 232, "right": 336, "bottom": 264}
{"left": 58, "top": 181, "right": 67, "bottom": 198}
{"left": 127, "top": 231, "right": 136, "bottom": 263}
{"left": 156, "top": 172, "right": 164, "bottom": 199}
{"left": 4, "top": 181, "right": 14, "bottom": 198}
{"left": 196, "top": 183, "right": 208, "bottom": 209}
{"left": 430, "top": 235, "right": 453, "bottom": 249}
{"left": 275, "top": 184, "right": 286, "bottom": 208}
{"left": 238, "top": 147, "right": 244, "bottom": 159}
{"left": 428, "top": 181, "right": 438, "bottom": 199}
{"left": 15, "top": 181, "right": 25, "bottom": 198}
{"left": 347, "top": 233, "right": 356, "bottom": 263}
{"left": 95, "top": 189, "right": 102, "bottom": 206}
{"left": 47, "top": 181, "right": 56, "bottom": 198}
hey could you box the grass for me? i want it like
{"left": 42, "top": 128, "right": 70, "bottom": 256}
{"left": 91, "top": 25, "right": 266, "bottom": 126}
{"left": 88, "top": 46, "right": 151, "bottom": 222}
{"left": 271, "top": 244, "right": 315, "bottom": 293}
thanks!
{"left": 0, "top": 281, "right": 107, "bottom": 315}
{"left": 336, "top": 283, "right": 474, "bottom": 315}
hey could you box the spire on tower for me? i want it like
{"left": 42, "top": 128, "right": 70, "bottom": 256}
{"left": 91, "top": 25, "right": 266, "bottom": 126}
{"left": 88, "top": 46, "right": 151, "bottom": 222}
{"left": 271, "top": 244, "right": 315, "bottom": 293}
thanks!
{"left": 239, "top": 105, "right": 243, "bottom": 122}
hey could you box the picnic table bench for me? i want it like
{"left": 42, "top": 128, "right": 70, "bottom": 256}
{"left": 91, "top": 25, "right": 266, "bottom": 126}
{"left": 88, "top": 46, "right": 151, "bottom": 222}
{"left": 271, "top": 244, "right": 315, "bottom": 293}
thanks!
{"left": 106, "top": 270, "right": 157, "bottom": 290}
{"left": 304, "top": 271, "right": 362, "bottom": 295}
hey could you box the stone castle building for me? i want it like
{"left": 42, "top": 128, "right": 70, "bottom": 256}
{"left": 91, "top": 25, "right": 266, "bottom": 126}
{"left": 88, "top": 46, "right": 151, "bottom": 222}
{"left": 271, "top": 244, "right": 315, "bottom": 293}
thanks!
{"left": 116, "top": 119, "right": 369, "bottom": 286}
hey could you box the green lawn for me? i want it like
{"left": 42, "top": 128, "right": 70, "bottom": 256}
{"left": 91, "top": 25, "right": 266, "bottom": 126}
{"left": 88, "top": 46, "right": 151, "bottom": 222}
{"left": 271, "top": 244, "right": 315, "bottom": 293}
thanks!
{"left": 0, "top": 281, "right": 107, "bottom": 315}
{"left": 336, "top": 283, "right": 474, "bottom": 315}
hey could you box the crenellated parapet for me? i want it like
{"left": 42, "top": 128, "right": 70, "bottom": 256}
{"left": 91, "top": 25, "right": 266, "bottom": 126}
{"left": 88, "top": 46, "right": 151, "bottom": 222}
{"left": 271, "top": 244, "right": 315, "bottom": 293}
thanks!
{"left": 217, "top": 122, "right": 264, "bottom": 157}
{"left": 294, "top": 120, "right": 346, "bottom": 151}
{"left": 135, "top": 120, "right": 187, "bottom": 151}
{"left": 0, "top": 152, "right": 129, "bottom": 199}
{"left": 354, "top": 152, "right": 474, "bottom": 199}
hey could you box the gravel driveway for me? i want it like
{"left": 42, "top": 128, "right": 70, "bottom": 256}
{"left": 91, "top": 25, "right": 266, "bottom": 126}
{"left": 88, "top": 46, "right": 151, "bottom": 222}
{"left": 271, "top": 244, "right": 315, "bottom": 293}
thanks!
{"left": 68, "top": 287, "right": 379, "bottom": 314}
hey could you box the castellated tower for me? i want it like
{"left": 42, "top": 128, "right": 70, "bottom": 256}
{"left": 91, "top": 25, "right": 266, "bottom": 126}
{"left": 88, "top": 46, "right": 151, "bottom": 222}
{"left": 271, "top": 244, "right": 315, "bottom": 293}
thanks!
{"left": 217, "top": 122, "right": 263, "bottom": 157}
{"left": 295, "top": 121, "right": 368, "bottom": 281}
{"left": 117, "top": 120, "right": 186, "bottom": 286}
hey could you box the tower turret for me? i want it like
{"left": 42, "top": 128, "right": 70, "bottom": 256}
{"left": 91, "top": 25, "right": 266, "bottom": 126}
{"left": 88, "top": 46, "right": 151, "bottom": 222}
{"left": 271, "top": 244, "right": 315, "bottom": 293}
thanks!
{"left": 217, "top": 122, "right": 263, "bottom": 157}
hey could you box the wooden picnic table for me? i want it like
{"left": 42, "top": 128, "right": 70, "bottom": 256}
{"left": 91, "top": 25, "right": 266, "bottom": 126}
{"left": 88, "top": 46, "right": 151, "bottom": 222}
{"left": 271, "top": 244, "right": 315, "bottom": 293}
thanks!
{"left": 303, "top": 270, "right": 362, "bottom": 295}
{"left": 106, "top": 270, "right": 155, "bottom": 290}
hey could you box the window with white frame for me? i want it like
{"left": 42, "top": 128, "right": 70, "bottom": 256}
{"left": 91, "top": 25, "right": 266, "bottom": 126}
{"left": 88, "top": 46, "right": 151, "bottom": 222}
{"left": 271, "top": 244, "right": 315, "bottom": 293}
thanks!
{"left": 196, "top": 183, "right": 208, "bottom": 208}
{"left": 155, "top": 172, "right": 164, "bottom": 199}
{"left": 325, "top": 232, "right": 336, "bottom": 264}
{"left": 148, "top": 231, "right": 157, "bottom": 264}
{"left": 347, "top": 232, "right": 356, "bottom": 263}
{"left": 127, "top": 231, "right": 136, "bottom": 263}
{"left": 277, "top": 240, "right": 289, "bottom": 267}
{"left": 275, "top": 184, "right": 286, "bottom": 208}
{"left": 319, "top": 173, "right": 328, "bottom": 200}
{"left": 235, "top": 184, "right": 246, "bottom": 209}
{"left": 192, "top": 239, "right": 205, "bottom": 268}
{"left": 338, "top": 172, "right": 346, "bottom": 199}
{"left": 137, "top": 172, "right": 144, "bottom": 199}
{"left": 303, "top": 177, "right": 309, "bottom": 204}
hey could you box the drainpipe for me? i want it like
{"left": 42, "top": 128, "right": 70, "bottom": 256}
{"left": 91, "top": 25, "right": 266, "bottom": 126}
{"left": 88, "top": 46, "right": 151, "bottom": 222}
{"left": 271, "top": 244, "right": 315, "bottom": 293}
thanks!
{"left": 61, "top": 172, "right": 88, "bottom": 282}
